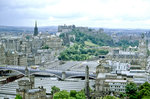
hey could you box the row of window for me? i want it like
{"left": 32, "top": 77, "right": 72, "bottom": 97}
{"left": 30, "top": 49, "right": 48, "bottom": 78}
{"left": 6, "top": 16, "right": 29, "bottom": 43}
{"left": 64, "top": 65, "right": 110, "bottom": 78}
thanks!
{"left": 110, "top": 85, "right": 125, "bottom": 88}
{"left": 112, "top": 89, "right": 125, "bottom": 92}
{"left": 113, "top": 55, "right": 138, "bottom": 58}
{"left": 110, "top": 83, "right": 126, "bottom": 85}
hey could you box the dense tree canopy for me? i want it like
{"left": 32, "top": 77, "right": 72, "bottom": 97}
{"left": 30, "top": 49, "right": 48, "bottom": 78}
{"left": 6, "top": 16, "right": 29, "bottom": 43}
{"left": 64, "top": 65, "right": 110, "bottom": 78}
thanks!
{"left": 53, "top": 90, "right": 70, "bottom": 99}
{"left": 115, "top": 40, "right": 139, "bottom": 50}
{"left": 103, "top": 95, "right": 119, "bottom": 99}
{"left": 125, "top": 82, "right": 150, "bottom": 99}
{"left": 137, "top": 82, "right": 150, "bottom": 98}
{"left": 58, "top": 44, "right": 108, "bottom": 61}
{"left": 53, "top": 89, "right": 86, "bottom": 99}
{"left": 125, "top": 82, "right": 138, "bottom": 99}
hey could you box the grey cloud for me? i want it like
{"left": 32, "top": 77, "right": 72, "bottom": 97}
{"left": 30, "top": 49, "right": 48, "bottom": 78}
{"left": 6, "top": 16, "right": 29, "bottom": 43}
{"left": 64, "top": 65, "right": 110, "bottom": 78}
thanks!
{"left": 0, "top": 0, "right": 60, "bottom": 10}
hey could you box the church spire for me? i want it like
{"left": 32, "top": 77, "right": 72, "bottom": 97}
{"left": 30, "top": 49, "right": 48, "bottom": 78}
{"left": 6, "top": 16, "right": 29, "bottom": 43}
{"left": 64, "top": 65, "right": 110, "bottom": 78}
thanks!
{"left": 35, "top": 21, "right": 37, "bottom": 27}
{"left": 34, "top": 21, "right": 38, "bottom": 36}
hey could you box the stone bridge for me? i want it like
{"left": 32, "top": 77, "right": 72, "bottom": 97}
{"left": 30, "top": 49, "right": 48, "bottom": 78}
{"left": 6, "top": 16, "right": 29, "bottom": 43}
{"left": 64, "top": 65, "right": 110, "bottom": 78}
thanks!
{"left": 0, "top": 66, "right": 96, "bottom": 80}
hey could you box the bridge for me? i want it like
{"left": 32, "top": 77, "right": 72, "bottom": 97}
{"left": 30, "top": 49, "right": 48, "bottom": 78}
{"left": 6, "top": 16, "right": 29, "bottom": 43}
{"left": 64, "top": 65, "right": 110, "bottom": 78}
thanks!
{"left": 0, "top": 66, "right": 96, "bottom": 80}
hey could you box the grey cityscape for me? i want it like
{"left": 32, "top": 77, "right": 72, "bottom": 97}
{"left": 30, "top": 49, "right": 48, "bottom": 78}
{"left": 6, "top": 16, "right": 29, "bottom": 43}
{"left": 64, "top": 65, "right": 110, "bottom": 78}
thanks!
{"left": 1, "top": 0, "right": 150, "bottom": 99}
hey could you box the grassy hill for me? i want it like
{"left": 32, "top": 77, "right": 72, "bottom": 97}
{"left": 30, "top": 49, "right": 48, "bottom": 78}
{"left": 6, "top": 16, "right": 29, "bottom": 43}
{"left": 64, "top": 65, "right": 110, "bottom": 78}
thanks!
{"left": 84, "top": 41, "right": 99, "bottom": 47}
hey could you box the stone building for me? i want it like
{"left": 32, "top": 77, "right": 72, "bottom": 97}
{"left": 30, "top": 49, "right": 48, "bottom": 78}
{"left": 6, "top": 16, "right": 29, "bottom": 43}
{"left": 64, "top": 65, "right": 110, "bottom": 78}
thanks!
{"left": 1, "top": 36, "right": 21, "bottom": 51}
{"left": 34, "top": 54, "right": 42, "bottom": 65}
{"left": 16, "top": 77, "right": 46, "bottom": 99}
{"left": 5, "top": 51, "right": 18, "bottom": 65}
{"left": 107, "top": 60, "right": 130, "bottom": 73}
{"left": 31, "top": 37, "right": 44, "bottom": 54}
{"left": 18, "top": 53, "right": 28, "bottom": 66}
{"left": 0, "top": 22, "right": 64, "bottom": 66}
{"left": 107, "top": 33, "right": 147, "bottom": 70}
{"left": 138, "top": 33, "right": 147, "bottom": 56}
{"left": 95, "top": 60, "right": 128, "bottom": 98}
{"left": 95, "top": 59, "right": 150, "bottom": 98}
{"left": 45, "top": 35, "right": 63, "bottom": 49}
{"left": 58, "top": 24, "right": 75, "bottom": 33}
{"left": 107, "top": 48, "right": 147, "bottom": 69}
{"left": 105, "top": 79, "right": 127, "bottom": 92}
{"left": 95, "top": 60, "right": 111, "bottom": 97}
{"left": 0, "top": 43, "right": 5, "bottom": 64}
{"left": 3, "top": 50, "right": 27, "bottom": 66}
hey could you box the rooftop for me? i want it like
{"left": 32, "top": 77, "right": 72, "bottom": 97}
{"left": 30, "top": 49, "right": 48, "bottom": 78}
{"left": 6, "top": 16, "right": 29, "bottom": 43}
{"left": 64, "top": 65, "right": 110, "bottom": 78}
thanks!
{"left": 27, "top": 88, "right": 41, "bottom": 93}
{"left": 105, "top": 79, "right": 127, "bottom": 83}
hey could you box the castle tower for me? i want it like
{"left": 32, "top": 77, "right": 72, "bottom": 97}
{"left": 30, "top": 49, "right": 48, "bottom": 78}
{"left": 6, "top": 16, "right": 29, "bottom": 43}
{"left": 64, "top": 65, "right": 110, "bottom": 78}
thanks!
{"left": 34, "top": 21, "right": 38, "bottom": 36}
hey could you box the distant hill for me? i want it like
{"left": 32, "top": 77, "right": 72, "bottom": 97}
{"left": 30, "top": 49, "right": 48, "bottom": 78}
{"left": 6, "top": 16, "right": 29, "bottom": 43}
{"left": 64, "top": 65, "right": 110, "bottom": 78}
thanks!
{"left": 103, "top": 28, "right": 150, "bottom": 35}
{"left": 0, "top": 26, "right": 58, "bottom": 34}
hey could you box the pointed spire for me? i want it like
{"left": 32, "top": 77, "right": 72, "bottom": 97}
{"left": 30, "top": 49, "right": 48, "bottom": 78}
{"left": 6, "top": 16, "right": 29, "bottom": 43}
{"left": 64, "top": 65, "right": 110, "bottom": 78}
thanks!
{"left": 35, "top": 21, "right": 37, "bottom": 27}
{"left": 25, "top": 65, "right": 29, "bottom": 77}
{"left": 34, "top": 21, "right": 38, "bottom": 36}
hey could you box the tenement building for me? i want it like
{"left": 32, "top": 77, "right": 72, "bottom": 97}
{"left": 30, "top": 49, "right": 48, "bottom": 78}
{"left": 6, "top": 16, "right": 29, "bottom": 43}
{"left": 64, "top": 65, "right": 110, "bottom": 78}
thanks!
{"left": 95, "top": 60, "right": 127, "bottom": 98}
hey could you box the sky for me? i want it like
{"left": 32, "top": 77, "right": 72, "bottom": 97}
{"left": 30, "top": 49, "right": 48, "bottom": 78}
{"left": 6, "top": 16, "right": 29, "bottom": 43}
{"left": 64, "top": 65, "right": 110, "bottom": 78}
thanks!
{"left": 0, "top": 0, "right": 150, "bottom": 28}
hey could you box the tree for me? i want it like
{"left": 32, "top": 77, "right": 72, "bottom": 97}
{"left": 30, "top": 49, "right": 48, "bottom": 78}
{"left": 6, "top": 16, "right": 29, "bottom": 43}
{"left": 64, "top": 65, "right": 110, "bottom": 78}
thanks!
{"left": 137, "top": 82, "right": 150, "bottom": 98}
{"left": 52, "top": 86, "right": 86, "bottom": 99}
{"left": 15, "top": 94, "right": 22, "bottom": 99}
{"left": 51, "top": 86, "right": 60, "bottom": 95}
{"left": 119, "top": 92, "right": 126, "bottom": 99}
{"left": 53, "top": 90, "right": 69, "bottom": 99}
{"left": 70, "top": 90, "right": 77, "bottom": 97}
{"left": 103, "top": 95, "right": 119, "bottom": 99}
{"left": 42, "top": 45, "right": 49, "bottom": 49}
{"left": 75, "top": 91, "right": 86, "bottom": 99}
{"left": 142, "top": 96, "right": 150, "bottom": 99}
{"left": 125, "top": 82, "right": 137, "bottom": 99}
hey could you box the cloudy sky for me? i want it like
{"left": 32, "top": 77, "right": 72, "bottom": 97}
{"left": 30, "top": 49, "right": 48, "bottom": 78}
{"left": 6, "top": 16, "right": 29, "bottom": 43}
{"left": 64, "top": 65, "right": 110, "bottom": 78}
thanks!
{"left": 0, "top": 0, "right": 150, "bottom": 28}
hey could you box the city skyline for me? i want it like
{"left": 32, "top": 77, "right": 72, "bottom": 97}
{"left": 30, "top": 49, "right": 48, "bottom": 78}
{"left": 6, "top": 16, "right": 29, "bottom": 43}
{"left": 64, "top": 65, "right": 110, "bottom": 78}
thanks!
{"left": 1, "top": 0, "right": 150, "bottom": 29}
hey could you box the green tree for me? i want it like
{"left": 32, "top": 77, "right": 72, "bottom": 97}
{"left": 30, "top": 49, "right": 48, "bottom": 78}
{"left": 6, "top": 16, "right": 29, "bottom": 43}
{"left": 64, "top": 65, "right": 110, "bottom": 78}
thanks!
{"left": 42, "top": 45, "right": 49, "bottom": 49}
{"left": 125, "top": 82, "right": 137, "bottom": 99}
{"left": 70, "top": 90, "right": 77, "bottom": 97}
{"left": 137, "top": 82, "right": 150, "bottom": 98}
{"left": 15, "top": 94, "right": 22, "bottom": 99}
{"left": 119, "top": 92, "right": 126, "bottom": 99}
{"left": 76, "top": 91, "right": 86, "bottom": 99}
{"left": 142, "top": 96, "right": 150, "bottom": 99}
{"left": 103, "top": 95, "right": 119, "bottom": 99}
{"left": 51, "top": 86, "right": 60, "bottom": 95}
{"left": 53, "top": 90, "right": 69, "bottom": 99}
